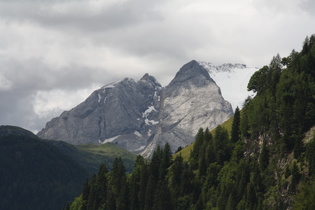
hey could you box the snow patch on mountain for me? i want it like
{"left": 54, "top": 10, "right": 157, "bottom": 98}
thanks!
{"left": 142, "top": 106, "right": 159, "bottom": 125}
{"left": 134, "top": 131, "right": 142, "bottom": 137}
{"left": 100, "top": 135, "right": 121, "bottom": 144}
{"left": 142, "top": 106, "right": 156, "bottom": 117}
{"left": 135, "top": 145, "right": 145, "bottom": 152}
{"left": 198, "top": 61, "right": 258, "bottom": 110}
{"left": 101, "top": 80, "right": 122, "bottom": 90}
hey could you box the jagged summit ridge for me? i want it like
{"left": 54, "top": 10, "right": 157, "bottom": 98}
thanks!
{"left": 140, "top": 73, "right": 160, "bottom": 85}
{"left": 198, "top": 61, "right": 247, "bottom": 73}
{"left": 38, "top": 61, "right": 234, "bottom": 157}
{"left": 38, "top": 75, "right": 162, "bottom": 150}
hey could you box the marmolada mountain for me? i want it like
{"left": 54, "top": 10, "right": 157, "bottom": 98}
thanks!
{"left": 38, "top": 60, "right": 246, "bottom": 157}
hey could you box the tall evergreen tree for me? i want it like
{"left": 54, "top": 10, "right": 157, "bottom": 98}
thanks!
{"left": 153, "top": 180, "right": 172, "bottom": 210}
{"left": 213, "top": 125, "right": 230, "bottom": 165}
{"left": 190, "top": 128, "right": 204, "bottom": 169}
{"left": 110, "top": 157, "right": 128, "bottom": 209}
{"left": 231, "top": 107, "right": 241, "bottom": 143}
{"left": 159, "top": 143, "right": 172, "bottom": 180}
{"left": 129, "top": 155, "right": 145, "bottom": 210}
{"left": 150, "top": 146, "right": 162, "bottom": 181}
{"left": 138, "top": 164, "right": 149, "bottom": 210}
{"left": 144, "top": 175, "right": 156, "bottom": 210}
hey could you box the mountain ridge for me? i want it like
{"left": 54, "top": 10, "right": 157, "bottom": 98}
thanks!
{"left": 38, "top": 60, "right": 254, "bottom": 157}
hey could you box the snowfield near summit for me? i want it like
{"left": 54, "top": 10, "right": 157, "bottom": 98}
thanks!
{"left": 199, "top": 61, "right": 258, "bottom": 110}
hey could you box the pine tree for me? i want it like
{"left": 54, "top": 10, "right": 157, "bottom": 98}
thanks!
{"left": 170, "top": 155, "right": 184, "bottom": 203}
{"left": 84, "top": 164, "right": 109, "bottom": 209}
{"left": 213, "top": 125, "right": 230, "bottom": 165}
{"left": 144, "top": 175, "right": 156, "bottom": 210}
{"left": 159, "top": 143, "right": 172, "bottom": 180}
{"left": 150, "top": 146, "right": 162, "bottom": 181}
{"left": 138, "top": 164, "right": 149, "bottom": 210}
{"left": 190, "top": 128, "right": 204, "bottom": 169}
{"left": 231, "top": 107, "right": 241, "bottom": 143}
{"left": 204, "top": 127, "right": 212, "bottom": 144}
{"left": 110, "top": 157, "right": 128, "bottom": 209}
{"left": 153, "top": 180, "right": 172, "bottom": 210}
{"left": 129, "top": 155, "right": 145, "bottom": 210}
{"left": 81, "top": 179, "right": 90, "bottom": 210}
{"left": 198, "top": 154, "right": 207, "bottom": 179}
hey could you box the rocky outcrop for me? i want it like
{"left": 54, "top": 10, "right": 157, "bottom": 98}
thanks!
{"left": 38, "top": 60, "right": 233, "bottom": 157}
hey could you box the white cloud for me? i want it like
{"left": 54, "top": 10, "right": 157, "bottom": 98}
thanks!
{"left": 33, "top": 84, "right": 100, "bottom": 118}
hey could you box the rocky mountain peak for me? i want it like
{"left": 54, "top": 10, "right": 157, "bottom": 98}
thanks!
{"left": 169, "top": 60, "right": 213, "bottom": 87}
{"left": 139, "top": 73, "right": 161, "bottom": 88}
{"left": 38, "top": 60, "right": 234, "bottom": 157}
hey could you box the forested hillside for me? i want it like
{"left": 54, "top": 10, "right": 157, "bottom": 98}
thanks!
{"left": 0, "top": 126, "right": 88, "bottom": 210}
{"left": 0, "top": 126, "right": 135, "bottom": 210}
{"left": 67, "top": 35, "right": 315, "bottom": 210}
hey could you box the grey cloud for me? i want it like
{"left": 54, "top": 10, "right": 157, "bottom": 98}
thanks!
{"left": 0, "top": 0, "right": 314, "bottom": 133}
{"left": 0, "top": 0, "right": 163, "bottom": 33}
{"left": 300, "top": 0, "right": 315, "bottom": 16}
{"left": 1, "top": 57, "right": 117, "bottom": 90}
{"left": 0, "top": 89, "right": 40, "bottom": 132}
{"left": 0, "top": 57, "right": 120, "bottom": 131}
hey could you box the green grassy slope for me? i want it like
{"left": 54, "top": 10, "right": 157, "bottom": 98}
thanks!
{"left": 45, "top": 141, "right": 136, "bottom": 174}
{"left": 76, "top": 143, "right": 136, "bottom": 160}
{"left": 75, "top": 143, "right": 136, "bottom": 172}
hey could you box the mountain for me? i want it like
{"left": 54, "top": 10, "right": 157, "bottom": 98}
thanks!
{"left": 38, "top": 60, "right": 236, "bottom": 157}
{"left": 38, "top": 73, "right": 163, "bottom": 156}
{"left": 141, "top": 60, "right": 233, "bottom": 157}
{"left": 0, "top": 125, "right": 88, "bottom": 210}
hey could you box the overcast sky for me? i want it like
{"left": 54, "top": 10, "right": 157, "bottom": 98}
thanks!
{"left": 0, "top": 0, "right": 314, "bottom": 133}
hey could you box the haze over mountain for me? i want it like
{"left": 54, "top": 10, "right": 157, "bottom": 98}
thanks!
{"left": 38, "top": 60, "right": 257, "bottom": 157}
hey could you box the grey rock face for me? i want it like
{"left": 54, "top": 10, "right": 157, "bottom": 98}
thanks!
{"left": 38, "top": 75, "right": 162, "bottom": 152}
{"left": 38, "top": 60, "right": 233, "bottom": 157}
{"left": 141, "top": 60, "right": 233, "bottom": 157}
